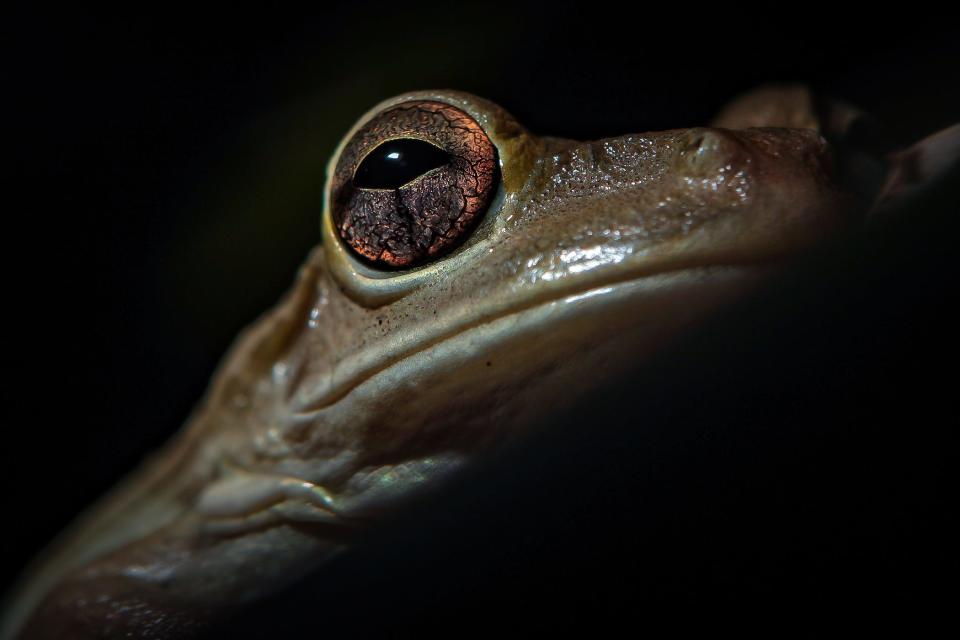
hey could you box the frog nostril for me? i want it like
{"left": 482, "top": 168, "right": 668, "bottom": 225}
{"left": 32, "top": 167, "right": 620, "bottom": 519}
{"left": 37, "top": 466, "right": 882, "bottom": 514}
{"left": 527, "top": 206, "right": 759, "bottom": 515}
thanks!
{"left": 685, "top": 134, "right": 706, "bottom": 154}
{"left": 679, "top": 129, "right": 744, "bottom": 174}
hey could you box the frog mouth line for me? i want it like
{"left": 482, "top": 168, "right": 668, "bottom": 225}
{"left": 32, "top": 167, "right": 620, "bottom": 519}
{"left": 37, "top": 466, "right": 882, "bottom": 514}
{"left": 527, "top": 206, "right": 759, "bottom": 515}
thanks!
{"left": 294, "top": 256, "right": 769, "bottom": 416}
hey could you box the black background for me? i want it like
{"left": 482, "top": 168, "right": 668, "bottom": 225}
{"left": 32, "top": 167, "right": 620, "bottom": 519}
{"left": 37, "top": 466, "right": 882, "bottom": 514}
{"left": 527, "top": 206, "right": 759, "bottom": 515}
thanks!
{"left": 4, "top": 5, "right": 958, "bottom": 637}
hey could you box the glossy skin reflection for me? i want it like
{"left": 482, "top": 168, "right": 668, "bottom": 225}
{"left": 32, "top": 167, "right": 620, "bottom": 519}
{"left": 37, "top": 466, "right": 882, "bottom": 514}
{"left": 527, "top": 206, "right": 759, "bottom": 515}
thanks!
{"left": 4, "top": 87, "right": 862, "bottom": 640}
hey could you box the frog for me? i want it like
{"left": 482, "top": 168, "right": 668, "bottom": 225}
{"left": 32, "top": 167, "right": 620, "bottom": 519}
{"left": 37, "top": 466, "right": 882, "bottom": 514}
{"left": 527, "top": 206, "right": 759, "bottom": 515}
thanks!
{"left": 3, "top": 85, "right": 953, "bottom": 639}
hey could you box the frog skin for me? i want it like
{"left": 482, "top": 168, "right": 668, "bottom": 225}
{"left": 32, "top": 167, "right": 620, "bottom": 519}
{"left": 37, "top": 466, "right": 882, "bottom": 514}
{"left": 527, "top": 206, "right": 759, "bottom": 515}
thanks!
{"left": 3, "top": 86, "right": 880, "bottom": 639}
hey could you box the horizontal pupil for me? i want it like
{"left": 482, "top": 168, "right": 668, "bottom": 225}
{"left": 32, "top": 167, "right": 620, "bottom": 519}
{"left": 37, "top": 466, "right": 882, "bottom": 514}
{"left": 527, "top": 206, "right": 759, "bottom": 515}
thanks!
{"left": 353, "top": 139, "right": 450, "bottom": 189}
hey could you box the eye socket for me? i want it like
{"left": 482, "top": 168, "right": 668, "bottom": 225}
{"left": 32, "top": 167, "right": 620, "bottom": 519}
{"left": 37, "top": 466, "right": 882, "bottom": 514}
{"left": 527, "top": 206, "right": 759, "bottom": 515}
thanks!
{"left": 331, "top": 101, "right": 499, "bottom": 269}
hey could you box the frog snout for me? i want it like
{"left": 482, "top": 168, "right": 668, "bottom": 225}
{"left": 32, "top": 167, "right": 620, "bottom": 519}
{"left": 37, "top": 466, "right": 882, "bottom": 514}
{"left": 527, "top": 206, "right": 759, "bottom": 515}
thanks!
{"left": 738, "top": 127, "right": 832, "bottom": 172}
{"left": 676, "top": 126, "right": 835, "bottom": 190}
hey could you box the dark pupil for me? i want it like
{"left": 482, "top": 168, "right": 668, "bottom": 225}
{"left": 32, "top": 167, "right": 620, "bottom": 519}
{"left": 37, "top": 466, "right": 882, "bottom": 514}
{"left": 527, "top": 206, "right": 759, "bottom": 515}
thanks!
{"left": 353, "top": 139, "right": 450, "bottom": 189}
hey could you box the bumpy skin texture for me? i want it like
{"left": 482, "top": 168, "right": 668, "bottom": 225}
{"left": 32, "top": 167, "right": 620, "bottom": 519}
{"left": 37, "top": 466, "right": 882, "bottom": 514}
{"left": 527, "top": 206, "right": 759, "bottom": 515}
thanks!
{"left": 332, "top": 101, "right": 499, "bottom": 267}
{"left": 4, "top": 88, "right": 862, "bottom": 640}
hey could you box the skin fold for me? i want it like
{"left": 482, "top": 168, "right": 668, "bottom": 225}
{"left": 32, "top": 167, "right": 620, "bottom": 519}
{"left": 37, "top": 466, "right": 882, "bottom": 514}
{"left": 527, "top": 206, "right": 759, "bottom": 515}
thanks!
{"left": 2, "top": 87, "right": 864, "bottom": 639}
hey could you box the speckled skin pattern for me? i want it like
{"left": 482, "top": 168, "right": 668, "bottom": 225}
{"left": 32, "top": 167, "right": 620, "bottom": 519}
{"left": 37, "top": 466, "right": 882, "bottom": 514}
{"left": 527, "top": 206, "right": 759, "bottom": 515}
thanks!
{"left": 3, "top": 88, "right": 859, "bottom": 639}
{"left": 332, "top": 101, "right": 499, "bottom": 267}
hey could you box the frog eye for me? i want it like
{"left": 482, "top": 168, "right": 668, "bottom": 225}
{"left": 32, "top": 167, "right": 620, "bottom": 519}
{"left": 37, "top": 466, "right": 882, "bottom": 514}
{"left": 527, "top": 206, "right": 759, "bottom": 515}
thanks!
{"left": 330, "top": 101, "right": 499, "bottom": 269}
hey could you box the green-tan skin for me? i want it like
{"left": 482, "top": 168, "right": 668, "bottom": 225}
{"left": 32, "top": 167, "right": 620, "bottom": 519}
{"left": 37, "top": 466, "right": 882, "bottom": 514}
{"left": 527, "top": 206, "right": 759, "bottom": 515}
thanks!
{"left": 3, "top": 87, "right": 858, "bottom": 638}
